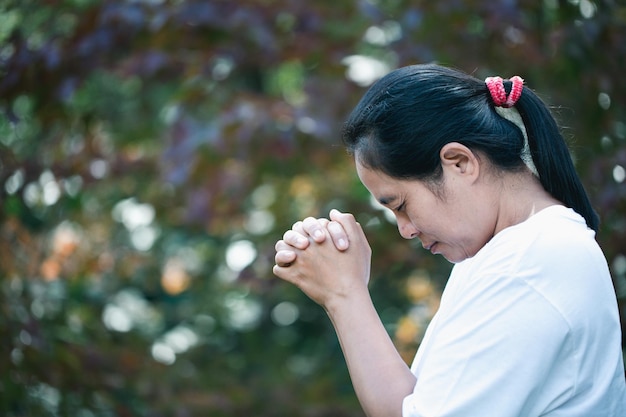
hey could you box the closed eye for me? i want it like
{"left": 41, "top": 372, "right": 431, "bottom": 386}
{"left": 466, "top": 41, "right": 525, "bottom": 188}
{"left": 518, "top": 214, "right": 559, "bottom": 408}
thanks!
{"left": 394, "top": 201, "right": 406, "bottom": 212}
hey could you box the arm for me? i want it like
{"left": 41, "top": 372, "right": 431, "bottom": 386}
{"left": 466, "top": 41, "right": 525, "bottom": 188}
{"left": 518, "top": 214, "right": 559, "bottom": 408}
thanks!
{"left": 273, "top": 210, "right": 416, "bottom": 417}
{"left": 327, "top": 282, "right": 417, "bottom": 417}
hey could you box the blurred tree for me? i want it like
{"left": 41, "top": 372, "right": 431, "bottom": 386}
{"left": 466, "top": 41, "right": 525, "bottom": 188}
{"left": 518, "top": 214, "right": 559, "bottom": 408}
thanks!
{"left": 0, "top": 0, "right": 624, "bottom": 416}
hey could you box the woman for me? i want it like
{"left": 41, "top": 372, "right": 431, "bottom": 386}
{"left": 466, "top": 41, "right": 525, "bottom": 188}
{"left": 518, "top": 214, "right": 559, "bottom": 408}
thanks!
{"left": 273, "top": 64, "right": 626, "bottom": 417}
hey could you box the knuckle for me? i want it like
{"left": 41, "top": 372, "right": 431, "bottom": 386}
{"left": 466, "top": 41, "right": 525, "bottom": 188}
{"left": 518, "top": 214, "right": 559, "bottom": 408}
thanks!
{"left": 342, "top": 212, "right": 355, "bottom": 221}
{"left": 328, "top": 221, "right": 342, "bottom": 231}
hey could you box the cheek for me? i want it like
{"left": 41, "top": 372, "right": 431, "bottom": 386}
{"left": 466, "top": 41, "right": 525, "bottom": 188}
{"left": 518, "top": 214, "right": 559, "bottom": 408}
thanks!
{"left": 455, "top": 224, "right": 491, "bottom": 257}
{"left": 437, "top": 218, "right": 474, "bottom": 249}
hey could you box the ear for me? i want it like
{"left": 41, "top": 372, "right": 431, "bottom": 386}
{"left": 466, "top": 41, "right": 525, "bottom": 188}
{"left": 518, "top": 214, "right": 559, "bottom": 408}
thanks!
{"left": 440, "top": 142, "right": 480, "bottom": 181}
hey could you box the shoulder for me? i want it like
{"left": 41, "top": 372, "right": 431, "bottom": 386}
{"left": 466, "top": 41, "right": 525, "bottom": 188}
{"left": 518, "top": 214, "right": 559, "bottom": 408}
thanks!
{"left": 460, "top": 205, "right": 605, "bottom": 277}
{"left": 448, "top": 204, "right": 616, "bottom": 338}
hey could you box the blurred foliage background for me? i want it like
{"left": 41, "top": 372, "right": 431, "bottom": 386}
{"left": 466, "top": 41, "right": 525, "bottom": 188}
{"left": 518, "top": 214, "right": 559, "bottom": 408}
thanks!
{"left": 0, "top": 0, "right": 624, "bottom": 416}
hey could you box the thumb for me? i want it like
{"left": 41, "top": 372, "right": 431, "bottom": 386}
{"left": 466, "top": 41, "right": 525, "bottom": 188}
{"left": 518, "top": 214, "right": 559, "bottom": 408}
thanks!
{"left": 329, "top": 209, "right": 363, "bottom": 237}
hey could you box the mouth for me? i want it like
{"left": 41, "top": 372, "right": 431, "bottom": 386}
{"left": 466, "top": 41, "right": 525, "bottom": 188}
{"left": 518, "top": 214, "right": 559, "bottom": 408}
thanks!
{"left": 423, "top": 242, "right": 437, "bottom": 253}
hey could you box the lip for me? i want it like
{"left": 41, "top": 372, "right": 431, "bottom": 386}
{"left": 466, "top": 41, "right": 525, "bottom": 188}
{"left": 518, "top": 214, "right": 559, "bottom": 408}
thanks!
{"left": 429, "top": 243, "right": 438, "bottom": 254}
{"left": 423, "top": 242, "right": 437, "bottom": 253}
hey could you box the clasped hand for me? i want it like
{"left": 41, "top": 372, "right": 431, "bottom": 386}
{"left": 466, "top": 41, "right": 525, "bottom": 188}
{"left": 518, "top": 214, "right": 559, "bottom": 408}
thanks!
{"left": 273, "top": 209, "right": 372, "bottom": 308}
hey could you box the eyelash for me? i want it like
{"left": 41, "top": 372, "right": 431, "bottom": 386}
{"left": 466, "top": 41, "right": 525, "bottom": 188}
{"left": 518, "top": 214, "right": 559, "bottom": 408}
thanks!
{"left": 394, "top": 202, "right": 406, "bottom": 212}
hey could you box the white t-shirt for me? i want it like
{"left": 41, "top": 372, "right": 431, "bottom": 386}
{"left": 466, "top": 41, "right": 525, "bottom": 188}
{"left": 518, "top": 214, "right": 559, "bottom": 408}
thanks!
{"left": 402, "top": 205, "right": 626, "bottom": 417}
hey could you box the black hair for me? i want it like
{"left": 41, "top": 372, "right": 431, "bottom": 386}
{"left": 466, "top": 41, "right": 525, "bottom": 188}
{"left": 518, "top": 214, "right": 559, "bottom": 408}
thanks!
{"left": 341, "top": 64, "right": 599, "bottom": 232}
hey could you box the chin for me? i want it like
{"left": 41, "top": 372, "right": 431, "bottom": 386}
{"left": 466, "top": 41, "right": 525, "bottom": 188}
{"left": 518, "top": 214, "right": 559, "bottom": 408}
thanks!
{"left": 443, "top": 256, "right": 463, "bottom": 264}
{"left": 441, "top": 252, "right": 471, "bottom": 264}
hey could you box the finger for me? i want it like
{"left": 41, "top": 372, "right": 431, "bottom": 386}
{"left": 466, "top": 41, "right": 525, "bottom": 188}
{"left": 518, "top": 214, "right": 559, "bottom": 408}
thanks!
{"left": 273, "top": 263, "right": 294, "bottom": 282}
{"left": 330, "top": 208, "right": 356, "bottom": 225}
{"left": 273, "top": 263, "right": 289, "bottom": 280}
{"left": 329, "top": 209, "right": 365, "bottom": 241}
{"left": 302, "top": 217, "right": 329, "bottom": 243}
{"left": 275, "top": 239, "right": 295, "bottom": 252}
{"left": 282, "top": 230, "right": 310, "bottom": 249}
{"left": 327, "top": 220, "right": 349, "bottom": 251}
{"left": 292, "top": 221, "right": 304, "bottom": 234}
{"left": 275, "top": 249, "right": 297, "bottom": 267}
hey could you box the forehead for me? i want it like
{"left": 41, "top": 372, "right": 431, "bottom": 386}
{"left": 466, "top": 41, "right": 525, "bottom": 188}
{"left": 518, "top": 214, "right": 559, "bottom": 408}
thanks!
{"left": 356, "top": 161, "right": 406, "bottom": 205}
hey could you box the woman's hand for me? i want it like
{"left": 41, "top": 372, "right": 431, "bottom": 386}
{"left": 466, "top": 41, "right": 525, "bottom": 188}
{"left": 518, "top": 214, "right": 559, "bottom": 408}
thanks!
{"left": 273, "top": 210, "right": 370, "bottom": 308}
{"left": 274, "top": 209, "right": 351, "bottom": 267}
{"left": 274, "top": 210, "right": 416, "bottom": 417}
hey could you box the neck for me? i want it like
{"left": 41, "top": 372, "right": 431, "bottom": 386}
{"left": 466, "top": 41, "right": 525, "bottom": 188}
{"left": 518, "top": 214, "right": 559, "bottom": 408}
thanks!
{"left": 493, "top": 171, "right": 561, "bottom": 235}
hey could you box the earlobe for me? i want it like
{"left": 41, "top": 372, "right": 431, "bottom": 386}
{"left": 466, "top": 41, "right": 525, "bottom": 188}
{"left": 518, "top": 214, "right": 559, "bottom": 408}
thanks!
{"left": 440, "top": 142, "right": 479, "bottom": 178}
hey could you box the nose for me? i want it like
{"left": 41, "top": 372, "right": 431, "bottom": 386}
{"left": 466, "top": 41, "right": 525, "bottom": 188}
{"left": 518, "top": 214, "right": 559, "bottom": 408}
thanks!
{"left": 397, "top": 214, "right": 419, "bottom": 240}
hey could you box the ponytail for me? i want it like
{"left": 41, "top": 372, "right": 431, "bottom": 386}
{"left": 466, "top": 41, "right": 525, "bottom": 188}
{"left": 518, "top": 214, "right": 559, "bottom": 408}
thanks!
{"left": 516, "top": 88, "right": 599, "bottom": 232}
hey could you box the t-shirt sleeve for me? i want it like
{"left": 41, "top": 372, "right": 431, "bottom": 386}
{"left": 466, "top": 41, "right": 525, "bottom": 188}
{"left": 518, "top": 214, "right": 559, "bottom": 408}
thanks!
{"left": 402, "top": 272, "right": 575, "bottom": 417}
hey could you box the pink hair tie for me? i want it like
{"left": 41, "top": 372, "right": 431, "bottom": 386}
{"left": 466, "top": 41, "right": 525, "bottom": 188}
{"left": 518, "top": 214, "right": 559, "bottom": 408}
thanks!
{"left": 485, "top": 75, "right": 524, "bottom": 108}
{"left": 485, "top": 76, "right": 506, "bottom": 106}
{"left": 485, "top": 75, "right": 538, "bottom": 177}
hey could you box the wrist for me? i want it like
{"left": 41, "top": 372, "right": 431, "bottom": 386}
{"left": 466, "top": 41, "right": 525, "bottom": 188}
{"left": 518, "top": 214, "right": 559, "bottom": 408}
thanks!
{"left": 323, "top": 283, "right": 372, "bottom": 319}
